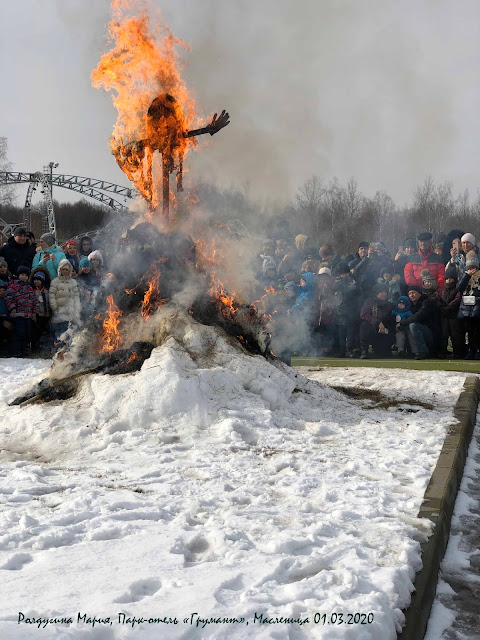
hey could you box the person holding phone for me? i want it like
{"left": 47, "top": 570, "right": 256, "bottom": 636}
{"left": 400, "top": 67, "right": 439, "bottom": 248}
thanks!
{"left": 444, "top": 235, "right": 466, "bottom": 278}
{"left": 31, "top": 233, "right": 66, "bottom": 282}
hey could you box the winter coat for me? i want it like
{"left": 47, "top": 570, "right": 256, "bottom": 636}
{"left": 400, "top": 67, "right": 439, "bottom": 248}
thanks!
{"left": 439, "top": 283, "right": 461, "bottom": 318}
{"left": 34, "top": 287, "right": 51, "bottom": 318}
{"left": 360, "top": 297, "right": 394, "bottom": 329}
{"left": 399, "top": 294, "right": 442, "bottom": 345}
{"left": 317, "top": 275, "right": 335, "bottom": 325}
{"left": 0, "top": 295, "right": 8, "bottom": 318}
{"left": 457, "top": 271, "right": 480, "bottom": 319}
{"left": 0, "top": 237, "right": 36, "bottom": 275}
{"left": 49, "top": 260, "right": 81, "bottom": 324}
{"left": 290, "top": 272, "right": 317, "bottom": 314}
{"left": 77, "top": 271, "right": 101, "bottom": 291}
{"left": 404, "top": 250, "right": 445, "bottom": 289}
{"left": 444, "top": 252, "right": 466, "bottom": 279}
{"left": 32, "top": 245, "right": 66, "bottom": 281}
{"left": 65, "top": 254, "right": 80, "bottom": 273}
{"left": 5, "top": 280, "right": 38, "bottom": 318}
{"left": 392, "top": 296, "right": 412, "bottom": 323}
{"left": 332, "top": 276, "right": 357, "bottom": 324}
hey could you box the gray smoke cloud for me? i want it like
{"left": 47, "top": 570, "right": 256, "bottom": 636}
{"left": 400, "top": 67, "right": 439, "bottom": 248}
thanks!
{"left": 2, "top": 0, "right": 480, "bottom": 208}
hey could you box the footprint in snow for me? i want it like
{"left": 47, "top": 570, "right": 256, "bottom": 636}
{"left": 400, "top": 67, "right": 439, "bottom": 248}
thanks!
{"left": 183, "top": 536, "right": 213, "bottom": 563}
{"left": 214, "top": 575, "right": 245, "bottom": 606}
{"left": 113, "top": 578, "right": 161, "bottom": 603}
{"left": 0, "top": 553, "right": 33, "bottom": 570}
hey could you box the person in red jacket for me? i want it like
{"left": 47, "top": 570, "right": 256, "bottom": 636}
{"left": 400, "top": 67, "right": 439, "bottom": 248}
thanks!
{"left": 404, "top": 232, "right": 445, "bottom": 289}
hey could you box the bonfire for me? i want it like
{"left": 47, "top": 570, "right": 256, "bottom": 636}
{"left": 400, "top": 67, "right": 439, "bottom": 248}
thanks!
{"left": 11, "top": 0, "right": 273, "bottom": 406}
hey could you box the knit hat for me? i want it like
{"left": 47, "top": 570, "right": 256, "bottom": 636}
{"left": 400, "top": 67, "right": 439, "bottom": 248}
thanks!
{"left": 404, "top": 238, "right": 417, "bottom": 249}
{"left": 358, "top": 241, "right": 369, "bottom": 249}
{"left": 373, "top": 282, "right": 388, "bottom": 295}
{"left": 318, "top": 266, "right": 332, "bottom": 276}
{"left": 79, "top": 257, "right": 92, "bottom": 269}
{"left": 0, "top": 258, "right": 7, "bottom": 269}
{"left": 421, "top": 269, "right": 438, "bottom": 291}
{"left": 0, "top": 280, "right": 7, "bottom": 289}
{"left": 461, "top": 233, "right": 476, "bottom": 246}
{"left": 395, "top": 296, "right": 411, "bottom": 310}
{"left": 407, "top": 285, "right": 423, "bottom": 294}
{"left": 33, "top": 271, "right": 45, "bottom": 281}
{"left": 40, "top": 233, "right": 56, "bottom": 247}
{"left": 444, "top": 264, "right": 458, "bottom": 281}
{"left": 65, "top": 240, "right": 78, "bottom": 246}
{"left": 374, "top": 242, "right": 387, "bottom": 253}
{"left": 465, "top": 250, "right": 479, "bottom": 270}
{"left": 88, "top": 250, "right": 104, "bottom": 265}
{"left": 17, "top": 266, "right": 30, "bottom": 276}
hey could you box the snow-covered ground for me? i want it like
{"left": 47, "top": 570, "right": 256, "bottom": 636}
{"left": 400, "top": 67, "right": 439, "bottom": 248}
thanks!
{"left": 0, "top": 317, "right": 468, "bottom": 639}
{"left": 424, "top": 409, "right": 480, "bottom": 640}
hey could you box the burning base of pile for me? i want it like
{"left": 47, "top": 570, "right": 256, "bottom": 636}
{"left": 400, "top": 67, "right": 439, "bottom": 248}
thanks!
{"left": 10, "top": 305, "right": 272, "bottom": 407}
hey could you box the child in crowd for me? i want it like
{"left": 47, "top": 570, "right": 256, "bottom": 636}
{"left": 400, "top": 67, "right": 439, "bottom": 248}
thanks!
{"left": 377, "top": 265, "right": 401, "bottom": 303}
{"left": 31, "top": 271, "right": 51, "bottom": 352}
{"left": 88, "top": 250, "right": 104, "bottom": 281}
{"left": 5, "top": 266, "right": 38, "bottom": 357}
{"left": 49, "top": 259, "right": 81, "bottom": 342}
{"left": 0, "top": 280, "right": 13, "bottom": 356}
{"left": 392, "top": 296, "right": 414, "bottom": 357}
{"left": 0, "top": 258, "right": 11, "bottom": 284}
{"left": 64, "top": 240, "right": 80, "bottom": 273}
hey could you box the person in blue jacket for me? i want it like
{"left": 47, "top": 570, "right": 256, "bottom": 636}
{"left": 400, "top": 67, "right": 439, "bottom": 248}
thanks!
{"left": 32, "top": 233, "right": 66, "bottom": 282}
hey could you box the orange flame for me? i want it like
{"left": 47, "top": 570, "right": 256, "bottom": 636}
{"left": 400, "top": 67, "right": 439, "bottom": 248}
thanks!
{"left": 92, "top": 0, "right": 197, "bottom": 209}
{"left": 98, "top": 295, "right": 123, "bottom": 352}
{"left": 126, "top": 351, "right": 141, "bottom": 364}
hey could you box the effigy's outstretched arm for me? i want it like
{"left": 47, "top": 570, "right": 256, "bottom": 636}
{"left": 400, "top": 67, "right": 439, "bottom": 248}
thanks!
{"left": 184, "top": 110, "right": 230, "bottom": 138}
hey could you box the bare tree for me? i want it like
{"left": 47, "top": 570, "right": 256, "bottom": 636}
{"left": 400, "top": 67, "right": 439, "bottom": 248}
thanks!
{"left": 295, "top": 175, "right": 326, "bottom": 242}
{"left": 0, "top": 137, "right": 15, "bottom": 207}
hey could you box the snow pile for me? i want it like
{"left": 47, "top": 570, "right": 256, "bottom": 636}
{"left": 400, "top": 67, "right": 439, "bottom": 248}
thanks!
{"left": 0, "top": 317, "right": 467, "bottom": 639}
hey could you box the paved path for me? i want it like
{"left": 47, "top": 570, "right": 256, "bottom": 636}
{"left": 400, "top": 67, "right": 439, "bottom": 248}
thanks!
{"left": 425, "top": 412, "right": 480, "bottom": 640}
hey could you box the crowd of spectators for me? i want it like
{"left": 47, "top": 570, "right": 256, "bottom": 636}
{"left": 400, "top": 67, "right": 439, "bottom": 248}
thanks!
{"left": 0, "top": 228, "right": 102, "bottom": 357}
{"left": 253, "top": 229, "right": 480, "bottom": 361}
{"left": 1, "top": 224, "right": 480, "bottom": 363}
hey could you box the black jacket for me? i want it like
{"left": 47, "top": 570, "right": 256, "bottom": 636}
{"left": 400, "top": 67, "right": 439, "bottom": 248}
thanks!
{"left": 399, "top": 294, "right": 442, "bottom": 344}
{"left": 0, "top": 237, "right": 36, "bottom": 276}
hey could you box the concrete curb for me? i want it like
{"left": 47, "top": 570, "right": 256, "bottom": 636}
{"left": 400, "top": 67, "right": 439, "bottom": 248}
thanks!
{"left": 398, "top": 375, "right": 480, "bottom": 640}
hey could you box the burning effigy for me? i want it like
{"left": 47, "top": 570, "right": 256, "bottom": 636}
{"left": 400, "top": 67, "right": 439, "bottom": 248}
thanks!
{"left": 11, "top": 0, "right": 273, "bottom": 406}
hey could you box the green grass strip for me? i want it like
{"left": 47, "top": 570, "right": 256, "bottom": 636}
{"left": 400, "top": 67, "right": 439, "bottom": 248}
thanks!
{"left": 291, "top": 357, "right": 480, "bottom": 372}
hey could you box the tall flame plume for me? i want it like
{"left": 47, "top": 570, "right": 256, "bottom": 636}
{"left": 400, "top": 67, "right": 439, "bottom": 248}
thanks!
{"left": 92, "top": 0, "right": 197, "bottom": 209}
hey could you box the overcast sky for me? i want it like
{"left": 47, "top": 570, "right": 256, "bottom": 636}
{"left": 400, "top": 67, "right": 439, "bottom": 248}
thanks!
{"left": 2, "top": 0, "right": 480, "bottom": 208}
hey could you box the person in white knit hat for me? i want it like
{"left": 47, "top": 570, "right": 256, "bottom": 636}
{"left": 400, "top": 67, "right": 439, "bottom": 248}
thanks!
{"left": 461, "top": 233, "right": 477, "bottom": 254}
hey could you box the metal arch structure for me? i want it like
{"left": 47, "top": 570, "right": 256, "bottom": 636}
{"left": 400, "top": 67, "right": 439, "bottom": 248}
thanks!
{"left": 0, "top": 171, "right": 136, "bottom": 240}
{"left": 22, "top": 172, "right": 55, "bottom": 237}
